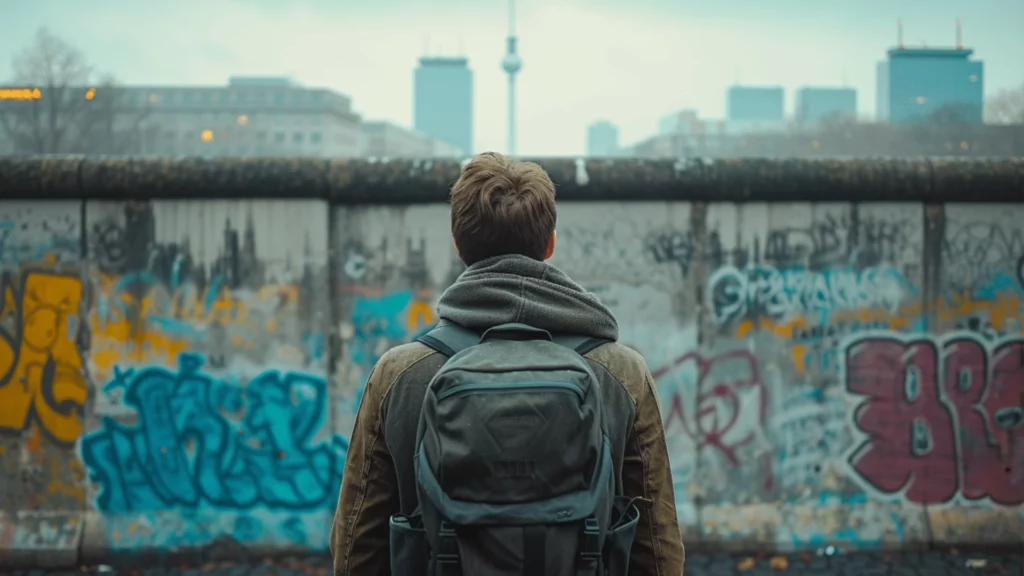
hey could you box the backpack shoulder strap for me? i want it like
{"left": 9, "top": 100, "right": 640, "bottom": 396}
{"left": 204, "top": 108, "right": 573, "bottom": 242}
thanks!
{"left": 551, "top": 334, "right": 613, "bottom": 356}
{"left": 416, "top": 322, "right": 481, "bottom": 357}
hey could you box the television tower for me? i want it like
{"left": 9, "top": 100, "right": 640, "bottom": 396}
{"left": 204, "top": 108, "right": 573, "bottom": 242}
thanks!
{"left": 501, "top": 0, "right": 522, "bottom": 156}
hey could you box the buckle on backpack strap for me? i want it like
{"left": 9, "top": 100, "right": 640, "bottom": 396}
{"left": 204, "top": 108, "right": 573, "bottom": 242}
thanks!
{"left": 437, "top": 522, "right": 460, "bottom": 564}
{"left": 579, "top": 517, "right": 601, "bottom": 563}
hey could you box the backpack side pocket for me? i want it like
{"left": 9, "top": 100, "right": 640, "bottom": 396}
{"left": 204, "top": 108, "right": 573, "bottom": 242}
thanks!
{"left": 604, "top": 497, "right": 641, "bottom": 576}
{"left": 389, "top": 514, "right": 429, "bottom": 576}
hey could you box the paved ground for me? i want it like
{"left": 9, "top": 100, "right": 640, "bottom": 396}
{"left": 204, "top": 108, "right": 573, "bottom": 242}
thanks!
{"left": 2, "top": 551, "right": 1022, "bottom": 575}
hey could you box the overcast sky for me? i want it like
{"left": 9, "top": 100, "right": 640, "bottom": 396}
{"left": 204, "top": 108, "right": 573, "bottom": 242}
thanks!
{"left": 2, "top": 0, "right": 1022, "bottom": 155}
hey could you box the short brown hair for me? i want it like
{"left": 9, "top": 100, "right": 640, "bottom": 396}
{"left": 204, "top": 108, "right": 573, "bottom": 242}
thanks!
{"left": 449, "top": 152, "right": 557, "bottom": 266}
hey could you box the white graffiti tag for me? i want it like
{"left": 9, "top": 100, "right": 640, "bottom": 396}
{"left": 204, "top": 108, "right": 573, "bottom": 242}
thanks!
{"left": 707, "top": 265, "right": 909, "bottom": 324}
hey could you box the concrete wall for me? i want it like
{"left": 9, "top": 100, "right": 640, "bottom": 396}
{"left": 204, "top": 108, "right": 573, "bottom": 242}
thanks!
{"left": 0, "top": 158, "right": 1022, "bottom": 567}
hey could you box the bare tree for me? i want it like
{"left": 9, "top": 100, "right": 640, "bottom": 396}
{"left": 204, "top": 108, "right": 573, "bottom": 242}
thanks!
{"left": 986, "top": 82, "right": 1024, "bottom": 124}
{"left": 0, "top": 28, "right": 148, "bottom": 155}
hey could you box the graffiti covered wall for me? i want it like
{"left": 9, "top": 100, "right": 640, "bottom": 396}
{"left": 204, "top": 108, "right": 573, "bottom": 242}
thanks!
{"left": 331, "top": 202, "right": 1024, "bottom": 552}
{"left": 1, "top": 197, "right": 1022, "bottom": 565}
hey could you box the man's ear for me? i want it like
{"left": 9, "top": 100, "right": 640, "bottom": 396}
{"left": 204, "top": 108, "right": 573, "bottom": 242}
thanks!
{"left": 543, "top": 230, "right": 556, "bottom": 260}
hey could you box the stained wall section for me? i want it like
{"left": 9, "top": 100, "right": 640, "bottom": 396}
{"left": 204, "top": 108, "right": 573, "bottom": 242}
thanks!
{"left": 1, "top": 198, "right": 1022, "bottom": 566}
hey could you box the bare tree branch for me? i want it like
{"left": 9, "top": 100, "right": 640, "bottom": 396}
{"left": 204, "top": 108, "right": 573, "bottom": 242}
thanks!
{"left": 1, "top": 27, "right": 146, "bottom": 155}
{"left": 986, "top": 82, "right": 1024, "bottom": 124}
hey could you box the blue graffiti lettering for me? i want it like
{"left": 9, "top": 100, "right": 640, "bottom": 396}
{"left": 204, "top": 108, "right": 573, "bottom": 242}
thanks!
{"left": 349, "top": 290, "right": 436, "bottom": 408}
{"left": 81, "top": 354, "right": 346, "bottom": 512}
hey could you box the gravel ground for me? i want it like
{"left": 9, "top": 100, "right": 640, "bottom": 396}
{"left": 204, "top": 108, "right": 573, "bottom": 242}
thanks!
{"left": 2, "top": 551, "right": 1022, "bottom": 575}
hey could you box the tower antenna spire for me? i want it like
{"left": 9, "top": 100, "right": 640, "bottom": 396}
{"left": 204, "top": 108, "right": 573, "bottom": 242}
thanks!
{"left": 956, "top": 18, "right": 963, "bottom": 48}
{"left": 897, "top": 18, "right": 904, "bottom": 48}
{"left": 501, "top": 0, "right": 522, "bottom": 156}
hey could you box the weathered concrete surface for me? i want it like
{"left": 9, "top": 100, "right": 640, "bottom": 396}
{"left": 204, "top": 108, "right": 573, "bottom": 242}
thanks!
{"left": 0, "top": 158, "right": 1022, "bottom": 568}
{"left": 1, "top": 156, "right": 1023, "bottom": 202}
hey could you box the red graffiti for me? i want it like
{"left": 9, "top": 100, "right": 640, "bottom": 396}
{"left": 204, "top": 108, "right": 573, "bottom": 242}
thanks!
{"left": 844, "top": 335, "right": 1024, "bottom": 505}
{"left": 653, "top": 350, "right": 773, "bottom": 490}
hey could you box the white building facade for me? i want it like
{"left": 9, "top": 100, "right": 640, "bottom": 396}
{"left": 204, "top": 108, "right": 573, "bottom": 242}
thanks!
{"left": 117, "top": 77, "right": 362, "bottom": 158}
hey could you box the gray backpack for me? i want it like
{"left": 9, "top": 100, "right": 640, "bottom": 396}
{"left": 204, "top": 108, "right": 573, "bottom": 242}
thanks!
{"left": 388, "top": 322, "right": 642, "bottom": 576}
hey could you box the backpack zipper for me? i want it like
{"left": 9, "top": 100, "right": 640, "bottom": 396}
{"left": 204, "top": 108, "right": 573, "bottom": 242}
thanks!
{"left": 436, "top": 381, "right": 585, "bottom": 402}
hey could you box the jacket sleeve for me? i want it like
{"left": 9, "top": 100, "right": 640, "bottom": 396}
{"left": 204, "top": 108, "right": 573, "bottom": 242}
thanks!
{"left": 624, "top": 367, "right": 686, "bottom": 576}
{"left": 330, "top": 361, "right": 399, "bottom": 576}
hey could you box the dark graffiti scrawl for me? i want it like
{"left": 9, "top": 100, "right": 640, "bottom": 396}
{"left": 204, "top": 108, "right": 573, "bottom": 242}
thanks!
{"left": 81, "top": 353, "right": 346, "bottom": 512}
{"left": 645, "top": 214, "right": 915, "bottom": 278}
{"left": 943, "top": 222, "right": 1024, "bottom": 296}
{"left": 762, "top": 213, "right": 914, "bottom": 270}
{"left": 843, "top": 334, "right": 1024, "bottom": 505}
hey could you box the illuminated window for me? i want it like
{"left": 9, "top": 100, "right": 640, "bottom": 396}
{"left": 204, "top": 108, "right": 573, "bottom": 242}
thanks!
{"left": 969, "top": 75, "right": 978, "bottom": 82}
{"left": 149, "top": 93, "right": 160, "bottom": 104}
{"left": 915, "top": 96, "right": 926, "bottom": 104}
{"left": 201, "top": 129, "right": 214, "bottom": 142}
{"left": 0, "top": 88, "right": 43, "bottom": 101}
{"left": 237, "top": 115, "right": 249, "bottom": 126}
{"left": 960, "top": 141, "right": 969, "bottom": 150}
{"left": 85, "top": 88, "right": 96, "bottom": 100}
{"left": 811, "top": 140, "right": 821, "bottom": 149}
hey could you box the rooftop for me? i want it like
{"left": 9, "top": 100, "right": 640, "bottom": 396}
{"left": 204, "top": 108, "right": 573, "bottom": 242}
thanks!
{"left": 418, "top": 57, "right": 469, "bottom": 67}
{"left": 887, "top": 47, "right": 975, "bottom": 58}
{"left": 228, "top": 76, "right": 299, "bottom": 88}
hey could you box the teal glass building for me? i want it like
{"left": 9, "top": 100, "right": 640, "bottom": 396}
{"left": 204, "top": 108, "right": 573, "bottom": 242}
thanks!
{"left": 795, "top": 87, "right": 857, "bottom": 123}
{"left": 414, "top": 57, "right": 473, "bottom": 155}
{"left": 877, "top": 48, "right": 983, "bottom": 124}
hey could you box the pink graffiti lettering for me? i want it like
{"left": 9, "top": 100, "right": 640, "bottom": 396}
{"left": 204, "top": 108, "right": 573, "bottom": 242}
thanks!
{"left": 653, "top": 350, "right": 773, "bottom": 491}
{"left": 844, "top": 335, "right": 1024, "bottom": 505}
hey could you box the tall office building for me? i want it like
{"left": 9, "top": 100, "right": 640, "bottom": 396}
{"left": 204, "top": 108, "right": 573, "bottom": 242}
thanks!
{"left": 414, "top": 57, "right": 473, "bottom": 156}
{"left": 727, "top": 86, "right": 785, "bottom": 121}
{"left": 795, "top": 87, "right": 857, "bottom": 124}
{"left": 586, "top": 121, "right": 619, "bottom": 156}
{"left": 877, "top": 21, "right": 984, "bottom": 124}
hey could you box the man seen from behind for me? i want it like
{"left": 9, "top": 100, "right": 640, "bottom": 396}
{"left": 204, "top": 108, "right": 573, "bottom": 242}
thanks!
{"left": 330, "top": 152, "right": 685, "bottom": 576}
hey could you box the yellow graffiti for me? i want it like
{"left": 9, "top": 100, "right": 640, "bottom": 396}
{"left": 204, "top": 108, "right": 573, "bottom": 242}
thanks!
{"left": 0, "top": 272, "right": 86, "bottom": 445}
{"left": 736, "top": 292, "right": 1024, "bottom": 375}
{"left": 90, "top": 274, "right": 302, "bottom": 373}
{"left": 407, "top": 300, "right": 436, "bottom": 333}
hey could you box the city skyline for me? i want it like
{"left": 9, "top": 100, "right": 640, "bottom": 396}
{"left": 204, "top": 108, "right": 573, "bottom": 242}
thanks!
{"left": 1, "top": 0, "right": 1022, "bottom": 155}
